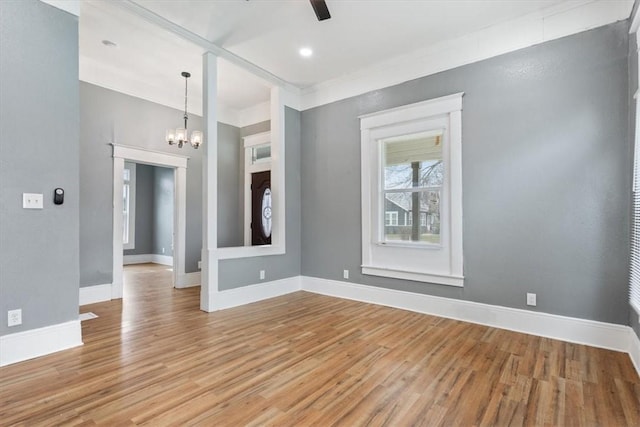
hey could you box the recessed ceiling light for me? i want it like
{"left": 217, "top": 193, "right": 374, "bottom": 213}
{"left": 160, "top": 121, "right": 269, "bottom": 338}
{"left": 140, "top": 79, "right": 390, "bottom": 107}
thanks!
{"left": 102, "top": 40, "right": 118, "bottom": 48}
{"left": 299, "top": 47, "right": 313, "bottom": 58}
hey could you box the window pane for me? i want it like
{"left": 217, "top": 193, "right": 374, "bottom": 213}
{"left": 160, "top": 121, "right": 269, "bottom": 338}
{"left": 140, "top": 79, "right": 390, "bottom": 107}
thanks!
{"left": 261, "top": 188, "right": 272, "bottom": 238}
{"left": 123, "top": 184, "right": 130, "bottom": 244}
{"left": 384, "top": 190, "right": 440, "bottom": 244}
{"left": 252, "top": 144, "right": 271, "bottom": 164}
{"left": 382, "top": 131, "right": 443, "bottom": 190}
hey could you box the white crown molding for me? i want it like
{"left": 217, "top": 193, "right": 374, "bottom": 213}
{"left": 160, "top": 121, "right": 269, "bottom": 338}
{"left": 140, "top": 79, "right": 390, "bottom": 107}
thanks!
{"left": 114, "top": 0, "right": 298, "bottom": 94}
{"left": 39, "top": 0, "right": 80, "bottom": 16}
{"left": 218, "top": 104, "right": 241, "bottom": 128}
{"left": 79, "top": 78, "right": 243, "bottom": 127}
{"left": 0, "top": 320, "right": 83, "bottom": 367}
{"left": 83, "top": 0, "right": 630, "bottom": 118}
{"left": 300, "top": 0, "right": 634, "bottom": 111}
{"left": 238, "top": 102, "right": 271, "bottom": 128}
{"left": 80, "top": 284, "right": 112, "bottom": 306}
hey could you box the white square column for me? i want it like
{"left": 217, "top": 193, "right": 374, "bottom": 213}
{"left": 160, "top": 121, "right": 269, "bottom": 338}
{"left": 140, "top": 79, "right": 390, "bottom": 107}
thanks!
{"left": 201, "top": 51, "right": 219, "bottom": 312}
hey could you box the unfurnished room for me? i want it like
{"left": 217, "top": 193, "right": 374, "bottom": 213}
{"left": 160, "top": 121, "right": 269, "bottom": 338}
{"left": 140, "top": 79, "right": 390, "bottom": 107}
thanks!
{"left": 1, "top": 0, "right": 640, "bottom": 425}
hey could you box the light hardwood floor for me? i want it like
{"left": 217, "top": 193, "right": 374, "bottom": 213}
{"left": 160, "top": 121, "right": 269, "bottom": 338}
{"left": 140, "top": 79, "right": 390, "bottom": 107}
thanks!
{"left": 1, "top": 264, "right": 639, "bottom": 426}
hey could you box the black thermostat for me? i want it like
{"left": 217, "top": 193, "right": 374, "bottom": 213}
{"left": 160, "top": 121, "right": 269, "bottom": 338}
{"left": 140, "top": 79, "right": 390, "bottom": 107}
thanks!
{"left": 54, "top": 188, "right": 64, "bottom": 205}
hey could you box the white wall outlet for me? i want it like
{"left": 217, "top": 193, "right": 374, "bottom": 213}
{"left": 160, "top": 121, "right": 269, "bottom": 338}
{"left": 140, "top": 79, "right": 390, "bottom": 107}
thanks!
{"left": 197, "top": 260, "right": 202, "bottom": 270}
{"left": 259, "top": 270, "right": 265, "bottom": 280}
{"left": 343, "top": 269, "right": 349, "bottom": 279}
{"left": 23, "top": 193, "right": 43, "bottom": 209}
{"left": 162, "top": 247, "right": 165, "bottom": 254}
{"left": 8, "top": 309, "right": 22, "bottom": 327}
{"left": 526, "top": 293, "right": 537, "bottom": 307}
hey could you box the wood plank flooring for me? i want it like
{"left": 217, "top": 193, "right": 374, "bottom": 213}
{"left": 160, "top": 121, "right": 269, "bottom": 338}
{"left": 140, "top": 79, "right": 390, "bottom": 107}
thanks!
{"left": 1, "top": 263, "right": 638, "bottom": 426}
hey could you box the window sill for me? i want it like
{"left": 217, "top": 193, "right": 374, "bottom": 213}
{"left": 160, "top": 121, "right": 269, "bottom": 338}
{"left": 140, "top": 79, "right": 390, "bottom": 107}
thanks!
{"left": 362, "top": 265, "right": 463, "bottom": 287}
{"left": 217, "top": 244, "right": 285, "bottom": 260}
{"left": 377, "top": 241, "right": 443, "bottom": 250}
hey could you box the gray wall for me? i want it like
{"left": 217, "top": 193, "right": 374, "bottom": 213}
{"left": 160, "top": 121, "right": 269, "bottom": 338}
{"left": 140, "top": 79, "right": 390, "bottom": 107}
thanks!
{"left": 218, "top": 123, "right": 242, "bottom": 247}
{"left": 153, "top": 166, "right": 174, "bottom": 256}
{"left": 301, "top": 22, "right": 631, "bottom": 325}
{"left": 0, "top": 0, "right": 79, "bottom": 335}
{"left": 241, "top": 121, "right": 271, "bottom": 138}
{"left": 123, "top": 164, "right": 153, "bottom": 255}
{"left": 218, "top": 108, "right": 301, "bottom": 289}
{"left": 80, "top": 82, "right": 240, "bottom": 286}
{"left": 123, "top": 164, "right": 173, "bottom": 257}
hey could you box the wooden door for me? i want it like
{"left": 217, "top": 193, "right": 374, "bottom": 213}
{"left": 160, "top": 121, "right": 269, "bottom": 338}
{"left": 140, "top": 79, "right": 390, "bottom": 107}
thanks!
{"left": 251, "top": 171, "right": 272, "bottom": 246}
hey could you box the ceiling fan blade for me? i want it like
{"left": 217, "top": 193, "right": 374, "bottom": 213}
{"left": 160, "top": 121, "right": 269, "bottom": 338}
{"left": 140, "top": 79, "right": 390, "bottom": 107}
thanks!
{"left": 309, "top": 0, "right": 331, "bottom": 21}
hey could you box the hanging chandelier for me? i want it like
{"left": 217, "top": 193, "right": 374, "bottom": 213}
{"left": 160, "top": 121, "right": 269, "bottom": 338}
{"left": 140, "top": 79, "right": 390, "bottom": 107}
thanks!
{"left": 166, "top": 71, "right": 202, "bottom": 149}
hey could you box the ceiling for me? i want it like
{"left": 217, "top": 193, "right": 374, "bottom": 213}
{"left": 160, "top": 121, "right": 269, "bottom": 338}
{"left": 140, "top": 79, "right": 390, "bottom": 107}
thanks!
{"left": 79, "top": 0, "right": 631, "bottom": 121}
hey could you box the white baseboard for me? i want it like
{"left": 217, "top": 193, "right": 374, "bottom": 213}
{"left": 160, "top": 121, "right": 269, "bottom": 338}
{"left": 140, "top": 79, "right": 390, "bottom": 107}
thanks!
{"left": 629, "top": 329, "right": 640, "bottom": 378}
{"left": 301, "top": 276, "right": 631, "bottom": 353}
{"left": 123, "top": 254, "right": 173, "bottom": 266}
{"left": 79, "top": 283, "right": 112, "bottom": 306}
{"left": 0, "top": 320, "right": 83, "bottom": 367}
{"left": 215, "top": 276, "right": 302, "bottom": 310}
{"left": 176, "top": 272, "right": 201, "bottom": 288}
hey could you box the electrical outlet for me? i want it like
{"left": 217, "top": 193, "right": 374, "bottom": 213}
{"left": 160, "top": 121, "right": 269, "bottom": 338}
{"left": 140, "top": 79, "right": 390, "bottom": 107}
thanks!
{"left": 162, "top": 247, "right": 165, "bottom": 254}
{"left": 526, "top": 293, "right": 537, "bottom": 307}
{"left": 23, "top": 193, "right": 43, "bottom": 209}
{"left": 260, "top": 270, "right": 265, "bottom": 280}
{"left": 197, "top": 260, "right": 202, "bottom": 270}
{"left": 343, "top": 269, "right": 349, "bottom": 279}
{"left": 8, "top": 309, "right": 22, "bottom": 327}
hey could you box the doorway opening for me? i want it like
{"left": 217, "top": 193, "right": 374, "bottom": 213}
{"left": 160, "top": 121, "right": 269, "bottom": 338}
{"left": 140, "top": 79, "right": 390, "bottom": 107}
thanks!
{"left": 121, "top": 162, "right": 175, "bottom": 297}
{"left": 111, "top": 144, "right": 189, "bottom": 300}
{"left": 243, "top": 131, "right": 271, "bottom": 246}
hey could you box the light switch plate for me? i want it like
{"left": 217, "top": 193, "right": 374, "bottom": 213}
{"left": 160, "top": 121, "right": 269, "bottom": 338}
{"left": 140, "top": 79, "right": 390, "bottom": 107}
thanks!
{"left": 23, "top": 193, "right": 43, "bottom": 209}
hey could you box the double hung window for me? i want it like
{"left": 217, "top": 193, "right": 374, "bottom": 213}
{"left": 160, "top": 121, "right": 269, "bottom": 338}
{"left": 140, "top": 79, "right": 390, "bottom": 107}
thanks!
{"left": 360, "top": 93, "right": 464, "bottom": 286}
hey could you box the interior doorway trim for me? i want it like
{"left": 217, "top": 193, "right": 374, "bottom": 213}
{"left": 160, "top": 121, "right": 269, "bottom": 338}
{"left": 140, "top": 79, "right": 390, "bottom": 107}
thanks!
{"left": 112, "top": 144, "right": 189, "bottom": 299}
{"left": 243, "top": 131, "right": 271, "bottom": 246}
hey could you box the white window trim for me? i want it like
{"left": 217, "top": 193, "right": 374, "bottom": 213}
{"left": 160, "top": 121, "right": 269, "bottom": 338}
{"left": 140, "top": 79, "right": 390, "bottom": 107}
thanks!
{"left": 630, "top": 27, "right": 640, "bottom": 321}
{"left": 360, "top": 93, "right": 464, "bottom": 287}
{"left": 385, "top": 211, "right": 398, "bottom": 226}
{"left": 243, "top": 131, "right": 271, "bottom": 246}
{"left": 123, "top": 162, "right": 136, "bottom": 250}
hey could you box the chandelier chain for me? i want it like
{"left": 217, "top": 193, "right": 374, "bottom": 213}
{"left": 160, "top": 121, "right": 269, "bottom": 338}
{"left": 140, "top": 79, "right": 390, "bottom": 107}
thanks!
{"left": 183, "top": 74, "right": 189, "bottom": 129}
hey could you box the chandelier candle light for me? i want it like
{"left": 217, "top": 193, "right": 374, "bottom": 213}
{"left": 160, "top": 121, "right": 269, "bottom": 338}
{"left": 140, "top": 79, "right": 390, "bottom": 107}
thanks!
{"left": 166, "top": 71, "right": 202, "bottom": 149}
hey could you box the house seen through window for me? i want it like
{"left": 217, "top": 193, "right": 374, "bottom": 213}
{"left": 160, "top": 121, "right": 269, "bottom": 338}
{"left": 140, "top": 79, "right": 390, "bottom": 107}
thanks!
{"left": 381, "top": 130, "right": 443, "bottom": 245}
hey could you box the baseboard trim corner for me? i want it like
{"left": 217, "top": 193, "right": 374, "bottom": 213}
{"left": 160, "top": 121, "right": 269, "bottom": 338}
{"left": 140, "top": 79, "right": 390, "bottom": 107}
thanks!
{"left": 629, "top": 328, "right": 640, "bottom": 378}
{"left": 123, "top": 254, "right": 173, "bottom": 266}
{"left": 79, "top": 283, "right": 112, "bottom": 306}
{"left": 176, "top": 272, "right": 201, "bottom": 288}
{"left": 215, "top": 276, "right": 302, "bottom": 310}
{"left": 301, "top": 276, "right": 630, "bottom": 354}
{"left": 0, "top": 320, "right": 83, "bottom": 367}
